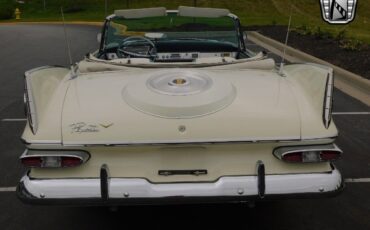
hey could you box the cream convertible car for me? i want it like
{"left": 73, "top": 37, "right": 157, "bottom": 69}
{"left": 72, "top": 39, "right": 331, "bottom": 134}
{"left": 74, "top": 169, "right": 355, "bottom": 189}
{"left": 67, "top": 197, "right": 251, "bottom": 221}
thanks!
{"left": 18, "top": 7, "right": 343, "bottom": 205}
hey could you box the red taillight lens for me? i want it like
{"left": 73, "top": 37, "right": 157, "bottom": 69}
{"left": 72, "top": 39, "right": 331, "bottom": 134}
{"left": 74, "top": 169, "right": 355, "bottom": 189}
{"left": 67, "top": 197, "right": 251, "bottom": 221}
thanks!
{"left": 21, "top": 157, "right": 42, "bottom": 167}
{"left": 20, "top": 150, "right": 89, "bottom": 168}
{"left": 282, "top": 152, "right": 303, "bottom": 162}
{"left": 61, "top": 157, "right": 82, "bottom": 167}
{"left": 320, "top": 151, "right": 341, "bottom": 161}
{"left": 281, "top": 150, "right": 341, "bottom": 163}
{"left": 21, "top": 156, "right": 84, "bottom": 168}
{"left": 275, "top": 144, "right": 342, "bottom": 163}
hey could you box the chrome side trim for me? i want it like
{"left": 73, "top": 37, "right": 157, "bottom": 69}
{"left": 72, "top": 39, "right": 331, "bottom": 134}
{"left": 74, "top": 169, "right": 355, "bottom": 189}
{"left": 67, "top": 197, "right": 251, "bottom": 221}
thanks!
{"left": 323, "top": 71, "right": 334, "bottom": 128}
{"left": 24, "top": 73, "right": 38, "bottom": 134}
{"left": 19, "top": 168, "right": 342, "bottom": 199}
{"left": 23, "top": 136, "right": 336, "bottom": 148}
{"left": 22, "top": 139, "right": 62, "bottom": 145}
{"left": 60, "top": 135, "right": 338, "bottom": 147}
{"left": 62, "top": 136, "right": 301, "bottom": 146}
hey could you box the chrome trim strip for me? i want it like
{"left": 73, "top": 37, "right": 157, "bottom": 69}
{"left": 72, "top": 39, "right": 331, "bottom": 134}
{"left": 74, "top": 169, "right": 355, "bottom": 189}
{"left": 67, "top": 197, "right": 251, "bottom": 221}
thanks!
{"left": 20, "top": 168, "right": 342, "bottom": 199}
{"left": 110, "top": 10, "right": 240, "bottom": 20}
{"left": 62, "top": 136, "right": 301, "bottom": 146}
{"left": 323, "top": 71, "right": 334, "bottom": 128}
{"left": 24, "top": 140, "right": 62, "bottom": 145}
{"left": 60, "top": 135, "right": 339, "bottom": 147}
{"left": 24, "top": 73, "right": 38, "bottom": 134}
{"left": 301, "top": 134, "right": 338, "bottom": 140}
{"left": 23, "top": 136, "right": 336, "bottom": 147}
{"left": 86, "top": 53, "right": 266, "bottom": 68}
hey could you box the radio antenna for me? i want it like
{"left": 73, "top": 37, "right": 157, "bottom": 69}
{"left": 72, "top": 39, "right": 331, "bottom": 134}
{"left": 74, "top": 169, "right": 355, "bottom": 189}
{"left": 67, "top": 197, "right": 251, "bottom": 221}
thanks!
{"left": 61, "top": 7, "right": 76, "bottom": 77}
{"left": 279, "top": 5, "right": 293, "bottom": 75}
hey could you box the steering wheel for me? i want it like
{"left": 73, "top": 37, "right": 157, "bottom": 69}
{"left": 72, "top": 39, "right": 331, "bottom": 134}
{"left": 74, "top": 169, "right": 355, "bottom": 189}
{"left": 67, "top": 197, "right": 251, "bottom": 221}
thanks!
{"left": 117, "top": 36, "right": 156, "bottom": 58}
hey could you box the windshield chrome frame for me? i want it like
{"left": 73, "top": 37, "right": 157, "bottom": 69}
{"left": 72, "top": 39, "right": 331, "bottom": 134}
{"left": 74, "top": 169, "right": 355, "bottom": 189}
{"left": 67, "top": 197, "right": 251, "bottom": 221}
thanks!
{"left": 98, "top": 10, "right": 245, "bottom": 54}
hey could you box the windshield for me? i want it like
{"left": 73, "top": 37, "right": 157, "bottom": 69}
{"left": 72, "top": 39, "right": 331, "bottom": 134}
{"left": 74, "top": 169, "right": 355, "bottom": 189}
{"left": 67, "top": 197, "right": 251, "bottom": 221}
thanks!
{"left": 103, "top": 13, "right": 240, "bottom": 52}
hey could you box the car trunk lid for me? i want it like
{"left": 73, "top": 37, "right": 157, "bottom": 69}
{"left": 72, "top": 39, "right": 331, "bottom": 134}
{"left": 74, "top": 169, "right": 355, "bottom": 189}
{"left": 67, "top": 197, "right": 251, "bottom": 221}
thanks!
{"left": 61, "top": 69, "right": 301, "bottom": 145}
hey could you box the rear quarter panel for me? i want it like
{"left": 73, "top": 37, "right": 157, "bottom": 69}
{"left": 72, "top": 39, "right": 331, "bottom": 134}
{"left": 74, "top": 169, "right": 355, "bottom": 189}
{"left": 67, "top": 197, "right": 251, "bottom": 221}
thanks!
{"left": 284, "top": 64, "right": 338, "bottom": 139}
{"left": 23, "top": 67, "right": 70, "bottom": 142}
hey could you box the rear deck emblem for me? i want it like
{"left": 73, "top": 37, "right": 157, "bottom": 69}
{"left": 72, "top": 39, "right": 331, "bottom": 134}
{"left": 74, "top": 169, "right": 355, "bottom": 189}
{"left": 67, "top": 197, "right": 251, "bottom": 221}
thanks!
{"left": 70, "top": 122, "right": 99, "bottom": 133}
{"left": 100, "top": 123, "right": 114, "bottom": 128}
{"left": 320, "top": 0, "right": 358, "bottom": 24}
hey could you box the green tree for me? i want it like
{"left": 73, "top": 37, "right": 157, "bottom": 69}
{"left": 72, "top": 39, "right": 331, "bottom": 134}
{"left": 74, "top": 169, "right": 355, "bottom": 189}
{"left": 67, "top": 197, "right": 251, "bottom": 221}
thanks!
{"left": 0, "top": 0, "right": 15, "bottom": 19}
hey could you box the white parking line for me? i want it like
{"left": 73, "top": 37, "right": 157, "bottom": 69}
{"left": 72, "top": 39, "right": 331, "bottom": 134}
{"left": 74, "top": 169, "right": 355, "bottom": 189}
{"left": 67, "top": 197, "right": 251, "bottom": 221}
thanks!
{"left": 0, "top": 187, "right": 16, "bottom": 192}
{"left": 333, "top": 112, "right": 370, "bottom": 115}
{"left": 345, "top": 178, "right": 370, "bottom": 183}
{"left": 1, "top": 118, "right": 27, "bottom": 122}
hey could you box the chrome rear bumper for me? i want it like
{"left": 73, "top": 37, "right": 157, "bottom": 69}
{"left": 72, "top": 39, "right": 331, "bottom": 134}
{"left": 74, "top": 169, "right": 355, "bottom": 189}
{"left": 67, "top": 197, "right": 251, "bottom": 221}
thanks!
{"left": 17, "top": 166, "right": 343, "bottom": 206}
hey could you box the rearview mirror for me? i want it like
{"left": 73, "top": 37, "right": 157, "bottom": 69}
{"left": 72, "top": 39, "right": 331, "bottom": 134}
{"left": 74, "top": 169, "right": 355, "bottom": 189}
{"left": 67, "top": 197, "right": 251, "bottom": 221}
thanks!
{"left": 145, "top": 33, "right": 165, "bottom": 39}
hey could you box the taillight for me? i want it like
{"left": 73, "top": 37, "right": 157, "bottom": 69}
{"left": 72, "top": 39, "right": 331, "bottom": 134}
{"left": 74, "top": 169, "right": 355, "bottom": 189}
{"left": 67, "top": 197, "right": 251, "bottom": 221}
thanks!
{"left": 320, "top": 151, "right": 341, "bottom": 161}
{"left": 274, "top": 144, "right": 342, "bottom": 163}
{"left": 61, "top": 156, "right": 83, "bottom": 167}
{"left": 20, "top": 150, "right": 89, "bottom": 168}
{"left": 282, "top": 152, "right": 303, "bottom": 162}
{"left": 21, "top": 157, "right": 42, "bottom": 167}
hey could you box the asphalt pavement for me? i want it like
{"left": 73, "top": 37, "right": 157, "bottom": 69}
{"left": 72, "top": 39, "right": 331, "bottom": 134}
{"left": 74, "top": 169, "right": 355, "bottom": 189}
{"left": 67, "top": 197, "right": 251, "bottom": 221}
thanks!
{"left": 0, "top": 24, "right": 369, "bottom": 230}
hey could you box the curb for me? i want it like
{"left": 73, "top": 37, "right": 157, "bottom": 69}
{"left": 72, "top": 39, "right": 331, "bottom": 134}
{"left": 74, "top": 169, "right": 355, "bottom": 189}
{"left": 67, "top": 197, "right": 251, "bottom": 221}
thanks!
{"left": 247, "top": 31, "right": 370, "bottom": 105}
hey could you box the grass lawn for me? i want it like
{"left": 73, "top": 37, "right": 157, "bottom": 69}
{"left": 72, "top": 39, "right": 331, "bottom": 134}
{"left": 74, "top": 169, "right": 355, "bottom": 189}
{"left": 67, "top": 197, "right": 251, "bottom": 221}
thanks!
{"left": 1, "top": 0, "right": 369, "bottom": 44}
